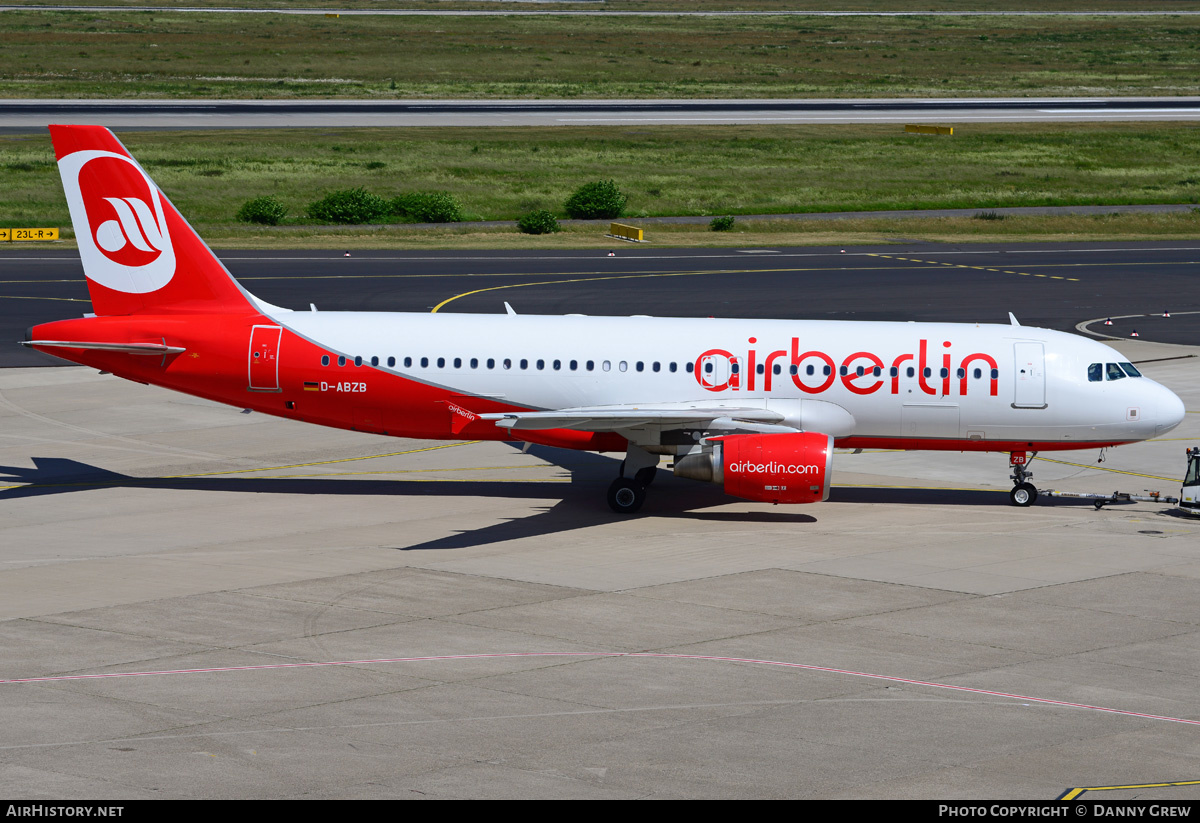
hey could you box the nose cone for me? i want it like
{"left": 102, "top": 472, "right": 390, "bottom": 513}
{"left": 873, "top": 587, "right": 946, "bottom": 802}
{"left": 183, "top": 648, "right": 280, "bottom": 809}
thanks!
{"left": 1154, "top": 384, "right": 1186, "bottom": 437}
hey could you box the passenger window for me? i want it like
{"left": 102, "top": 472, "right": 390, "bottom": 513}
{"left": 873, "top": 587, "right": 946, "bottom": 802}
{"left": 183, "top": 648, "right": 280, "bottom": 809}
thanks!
{"left": 686, "top": 362, "right": 694, "bottom": 373}
{"left": 840, "top": 366, "right": 848, "bottom": 376}
{"left": 404, "top": 356, "right": 412, "bottom": 368}
{"left": 653, "top": 362, "right": 661, "bottom": 372}
{"left": 956, "top": 368, "right": 965, "bottom": 379}
{"left": 470, "top": 358, "right": 478, "bottom": 369}
{"left": 387, "top": 356, "right": 396, "bottom": 368}
{"left": 939, "top": 368, "right": 948, "bottom": 378}
{"left": 487, "top": 358, "right": 495, "bottom": 369}
{"left": 907, "top": 367, "right": 915, "bottom": 378}
{"left": 790, "top": 365, "right": 798, "bottom": 375}
{"left": 553, "top": 360, "right": 561, "bottom": 370}
{"left": 570, "top": 360, "right": 578, "bottom": 371}
{"left": 823, "top": 365, "right": 831, "bottom": 376}
{"left": 454, "top": 357, "right": 462, "bottom": 368}
{"left": 536, "top": 359, "right": 544, "bottom": 370}
{"left": 670, "top": 362, "right": 677, "bottom": 373}
{"left": 757, "top": 364, "right": 765, "bottom": 375}
{"left": 872, "top": 367, "right": 881, "bottom": 377}
{"left": 991, "top": 368, "right": 999, "bottom": 379}
{"left": 806, "top": 365, "right": 814, "bottom": 376}
{"left": 520, "top": 359, "right": 528, "bottom": 369}
{"left": 1088, "top": 363, "right": 1103, "bottom": 382}
{"left": 371, "top": 356, "right": 379, "bottom": 367}
{"left": 704, "top": 362, "right": 713, "bottom": 374}
{"left": 973, "top": 368, "right": 982, "bottom": 379}
{"left": 337, "top": 355, "right": 346, "bottom": 367}
{"left": 437, "top": 357, "right": 445, "bottom": 368}
{"left": 731, "top": 363, "right": 739, "bottom": 374}
{"left": 1120, "top": 362, "right": 1142, "bottom": 377}
{"left": 619, "top": 361, "right": 628, "bottom": 372}
{"left": 354, "top": 356, "right": 363, "bottom": 367}
{"left": 1106, "top": 362, "right": 1126, "bottom": 381}
{"left": 503, "top": 358, "right": 512, "bottom": 369}
{"left": 321, "top": 355, "right": 330, "bottom": 366}
{"left": 603, "top": 361, "right": 611, "bottom": 372}
{"left": 773, "top": 364, "right": 781, "bottom": 375}
{"left": 420, "top": 357, "right": 429, "bottom": 368}
{"left": 636, "top": 361, "right": 644, "bottom": 372}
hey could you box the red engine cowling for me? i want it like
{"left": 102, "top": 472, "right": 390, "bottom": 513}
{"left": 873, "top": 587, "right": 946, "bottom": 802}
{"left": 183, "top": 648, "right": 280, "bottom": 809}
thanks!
{"left": 718, "top": 431, "right": 834, "bottom": 504}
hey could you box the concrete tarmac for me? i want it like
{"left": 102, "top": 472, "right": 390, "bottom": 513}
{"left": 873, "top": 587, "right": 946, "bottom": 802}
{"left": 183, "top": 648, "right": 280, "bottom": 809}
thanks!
{"left": 2, "top": 328, "right": 1199, "bottom": 797}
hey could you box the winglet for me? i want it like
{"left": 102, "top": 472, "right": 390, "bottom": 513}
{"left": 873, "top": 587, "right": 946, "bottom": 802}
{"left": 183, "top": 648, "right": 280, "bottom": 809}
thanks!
{"left": 1008, "top": 312, "right": 1021, "bottom": 326}
{"left": 504, "top": 302, "right": 517, "bottom": 316}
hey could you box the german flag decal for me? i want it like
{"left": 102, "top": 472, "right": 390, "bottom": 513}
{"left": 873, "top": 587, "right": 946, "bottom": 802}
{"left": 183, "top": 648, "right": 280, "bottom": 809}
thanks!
{"left": 303, "top": 381, "right": 320, "bottom": 392}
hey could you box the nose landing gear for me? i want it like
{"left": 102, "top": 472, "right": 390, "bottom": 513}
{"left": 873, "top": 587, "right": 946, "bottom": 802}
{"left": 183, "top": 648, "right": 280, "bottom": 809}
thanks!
{"left": 1009, "top": 451, "right": 1038, "bottom": 507}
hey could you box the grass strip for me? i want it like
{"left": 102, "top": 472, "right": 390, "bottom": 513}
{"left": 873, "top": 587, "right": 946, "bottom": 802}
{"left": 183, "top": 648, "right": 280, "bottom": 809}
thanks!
{"left": 3, "top": 124, "right": 1200, "bottom": 230}
{"left": 10, "top": 2, "right": 1200, "bottom": 10}
{"left": 4, "top": 10, "right": 1200, "bottom": 99}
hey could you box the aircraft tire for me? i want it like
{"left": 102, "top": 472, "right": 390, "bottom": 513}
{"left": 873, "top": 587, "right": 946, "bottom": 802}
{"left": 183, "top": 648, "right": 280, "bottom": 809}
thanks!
{"left": 607, "top": 477, "right": 646, "bottom": 514}
{"left": 1010, "top": 482, "right": 1038, "bottom": 507}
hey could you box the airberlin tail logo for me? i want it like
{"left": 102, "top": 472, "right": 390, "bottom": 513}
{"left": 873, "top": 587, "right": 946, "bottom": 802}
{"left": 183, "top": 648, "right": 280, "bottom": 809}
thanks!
{"left": 94, "top": 195, "right": 167, "bottom": 263}
{"left": 59, "top": 150, "right": 176, "bottom": 294}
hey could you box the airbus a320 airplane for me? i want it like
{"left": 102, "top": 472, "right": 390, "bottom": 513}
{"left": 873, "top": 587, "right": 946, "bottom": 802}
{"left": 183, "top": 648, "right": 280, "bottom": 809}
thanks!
{"left": 23, "top": 126, "right": 1187, "bottom": 513}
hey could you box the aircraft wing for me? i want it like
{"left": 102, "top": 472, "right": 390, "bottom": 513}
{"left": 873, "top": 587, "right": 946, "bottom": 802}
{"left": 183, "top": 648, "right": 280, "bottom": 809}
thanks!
{"left": 479, "top": 405, "right": 797, "bottom": 434}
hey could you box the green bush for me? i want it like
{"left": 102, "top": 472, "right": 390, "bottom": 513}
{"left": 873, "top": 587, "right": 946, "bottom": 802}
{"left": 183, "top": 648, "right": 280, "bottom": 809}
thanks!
{"left": 236, "top": 195, "right": 287, "bottom": 226}
{"left": 390, "top": 191, "right": 463, "bottom": 223}
{"left": 305, "top": 188, "right": 391, "bottom": 224}
{"left": 564, "top": 179, "right": 627, "bottom": 219}
{"left": 709, "top": 215, "right": 736, "bottom": 232}
{"left": 517, "top": 210, "right": 561, "bottom": 235}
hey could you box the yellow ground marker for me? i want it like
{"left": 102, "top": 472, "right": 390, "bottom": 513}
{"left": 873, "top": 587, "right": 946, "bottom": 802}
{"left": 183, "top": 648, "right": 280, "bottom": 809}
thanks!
{"left": 1058, "top": 779, "right": 1200, "bottom": 800}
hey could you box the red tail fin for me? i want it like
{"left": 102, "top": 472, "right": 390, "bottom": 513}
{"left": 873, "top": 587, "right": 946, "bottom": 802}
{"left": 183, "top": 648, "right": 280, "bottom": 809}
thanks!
{"left": 50, "top": 125, "right": 255, "bottom": 317}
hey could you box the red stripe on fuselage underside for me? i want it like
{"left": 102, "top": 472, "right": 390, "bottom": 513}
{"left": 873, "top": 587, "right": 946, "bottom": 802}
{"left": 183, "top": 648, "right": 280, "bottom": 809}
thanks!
{"left": 835, "top": 437, "right": 1134, "bottom": 453}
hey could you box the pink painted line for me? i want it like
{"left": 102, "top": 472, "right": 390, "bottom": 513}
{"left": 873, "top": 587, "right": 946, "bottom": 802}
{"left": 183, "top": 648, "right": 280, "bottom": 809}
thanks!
{"left": 4, "top": 651, "right": 1198, "bottom": 727}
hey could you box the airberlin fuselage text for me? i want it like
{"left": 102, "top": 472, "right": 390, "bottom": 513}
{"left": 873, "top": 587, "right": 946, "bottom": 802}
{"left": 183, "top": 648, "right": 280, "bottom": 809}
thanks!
{"left": 695, "top": 337, "right": 1000, "bottom": 397}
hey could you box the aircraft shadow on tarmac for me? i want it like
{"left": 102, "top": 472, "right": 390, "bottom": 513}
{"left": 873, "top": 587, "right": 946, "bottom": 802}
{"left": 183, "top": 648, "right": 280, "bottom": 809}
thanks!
{"left": 0, "top": 448, "right": 1091, "bottom": 551}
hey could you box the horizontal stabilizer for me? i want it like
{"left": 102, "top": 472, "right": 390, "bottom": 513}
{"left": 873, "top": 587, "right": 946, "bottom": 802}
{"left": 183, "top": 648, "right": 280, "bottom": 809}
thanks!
{"left": 23, "top": 340, "right": 186, "bottom": 355}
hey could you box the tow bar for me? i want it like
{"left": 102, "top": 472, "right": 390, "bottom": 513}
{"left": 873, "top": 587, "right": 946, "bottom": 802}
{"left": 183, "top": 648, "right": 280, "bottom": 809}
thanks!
{"left": 1044, "top": 489, "right": 1180, "bottom": 510}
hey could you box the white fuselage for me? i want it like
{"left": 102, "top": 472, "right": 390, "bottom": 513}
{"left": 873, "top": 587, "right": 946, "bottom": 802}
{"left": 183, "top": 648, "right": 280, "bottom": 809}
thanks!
{"left": 270, "top": 311, "right": 1186, "bottom": 448}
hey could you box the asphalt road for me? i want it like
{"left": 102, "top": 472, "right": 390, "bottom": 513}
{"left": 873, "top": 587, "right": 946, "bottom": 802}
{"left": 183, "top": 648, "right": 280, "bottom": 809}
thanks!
{"left": 4, "top": 242, "right": 1199, "bottom": 368}
{"left": 5, "top": 97, "right": 1200, "bottom": 131}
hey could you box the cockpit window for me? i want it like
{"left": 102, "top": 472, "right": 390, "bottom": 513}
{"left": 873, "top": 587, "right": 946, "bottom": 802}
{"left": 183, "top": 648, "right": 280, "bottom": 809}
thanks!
{"left": 1105, "top": 362, "right": 1126, "bottom": 381}
{"left": 1119, "top": 362, "right": 1142, "bottom": 378}
{"left": 1088, "top": 363, "right": 1103, "bottom": 382}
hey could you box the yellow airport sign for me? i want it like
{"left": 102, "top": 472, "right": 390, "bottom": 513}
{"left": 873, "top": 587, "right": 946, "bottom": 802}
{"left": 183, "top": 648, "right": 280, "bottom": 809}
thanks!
{"left": 905, "top": 125, "right": 954, "bottom": 136}
{"left": 3, "top": 227, "right": 59, "bottom": 241}
{"left": 608, "top": 223, "right": 644, "bottom": 242}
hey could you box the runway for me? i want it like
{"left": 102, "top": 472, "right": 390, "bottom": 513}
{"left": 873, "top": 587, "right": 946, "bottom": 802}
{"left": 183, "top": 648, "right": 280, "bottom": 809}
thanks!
{"left": 2, "top": 241, "right": 1200, "bottom": 799}
{"left": 6, "top": 97, "right": 1200, "bottom": 130}
{"left": 5, "top": 242, "right": 1200, "bottom": 367}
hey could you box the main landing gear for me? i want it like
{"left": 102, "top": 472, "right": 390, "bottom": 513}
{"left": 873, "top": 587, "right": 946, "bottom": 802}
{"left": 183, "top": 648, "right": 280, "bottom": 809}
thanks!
{"left": 607, "top": 444, "right": 659, "bottom": 514}
{"left": 1009, "top": 451, "right": 1038, "bottom": 507}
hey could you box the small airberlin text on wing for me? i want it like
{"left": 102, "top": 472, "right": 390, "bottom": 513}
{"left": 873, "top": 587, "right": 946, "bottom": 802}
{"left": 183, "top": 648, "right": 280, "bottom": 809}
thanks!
{"left": 6, "top": 808, "right": 124, "bottom": 818}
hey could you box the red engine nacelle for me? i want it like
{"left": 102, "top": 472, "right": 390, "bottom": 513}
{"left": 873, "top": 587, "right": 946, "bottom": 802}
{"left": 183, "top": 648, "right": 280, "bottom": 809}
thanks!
{"left": 716, "top": 431, "right": 834, "bottom": 504}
